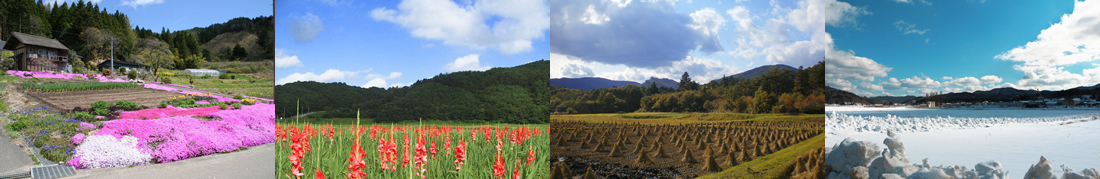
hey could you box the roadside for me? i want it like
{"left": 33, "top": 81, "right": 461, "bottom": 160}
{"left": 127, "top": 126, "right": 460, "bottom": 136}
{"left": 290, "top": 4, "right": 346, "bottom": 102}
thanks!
{"left": 61, "top": 143, "right": 275, "bottom": 179}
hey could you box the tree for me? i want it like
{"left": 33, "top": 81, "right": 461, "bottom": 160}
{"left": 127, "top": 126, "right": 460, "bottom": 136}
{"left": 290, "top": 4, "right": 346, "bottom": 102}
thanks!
{"left": 80, "top": 27, "right": 116, "bottom": 61}
{"left": 680, "top": 72, "right": 698, "bottom": 91}
{"left": 232, "top": 43, "right": 248, "bottom": 60}
{"left": 133, "top": 38, "right": 172, "bottom": 80}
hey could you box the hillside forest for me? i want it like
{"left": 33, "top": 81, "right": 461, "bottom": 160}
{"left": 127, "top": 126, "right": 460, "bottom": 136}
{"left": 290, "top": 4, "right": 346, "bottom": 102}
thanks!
{"left": 0, "top": 0, "right": 274, "bottom": 73}
{"left": 551, "top": 61, "right": 825, "bottom": 114}
{"left": 275, "top": 60, "right": 550, "bottom": 124}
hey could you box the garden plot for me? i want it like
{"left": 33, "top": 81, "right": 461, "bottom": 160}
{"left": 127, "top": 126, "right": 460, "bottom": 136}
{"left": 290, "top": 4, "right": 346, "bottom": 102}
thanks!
{"left": 25, "top": 88, "right": 180, "bottom": 111}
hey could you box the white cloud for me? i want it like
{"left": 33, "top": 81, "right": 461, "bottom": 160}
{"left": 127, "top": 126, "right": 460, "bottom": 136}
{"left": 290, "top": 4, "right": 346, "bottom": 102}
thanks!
{"left": 859, "top": 82, "right": 883, "bottom": 91}
{"left": 945, "top": 76, "right": 981, "bottom": 86}
{"left": 580, "top": 5, "right": 611, "bottom": 24}
{"left": 941, "top": 76, "right": 953, "bottom": 80}
{"left": 825, "top": 49, "right": 892, "bottom": 81}
{"left": 900, "top": 76, "right": 942, "bottom": 88}
{"left": 276, "top": 69, "right": 359, "bottom": 85}
{"left": 995, "top": 0, "right": 1100, "bottom": 90}
{"left": 363, "top": 78, "right": 389, "bottom": 88}
{"left": 290, "top": 13, "right": 324, "bottom": 43}
{"left": 980, "top": 75, "right": 1002, "bottom": 84}
{"left": 827, "top": 78, "right": 857, "bottom": 91}
{"left": 893, "top": 20, "right": 929, "bottom": 35}
{"left": 690, "top": 8, "right": 726, "bottom": 54}
{"left": 550, "top": 53, "right": 595, "bottom": 78}
{"left": 371, "top": 0, "right": 549, "bottom": 54}
{"left": 444, "top": 54, "right": 492, "bottom": 72}
{"left": 121, "top": 0, "right": 163, "bottom": 8}
{"left": 275, "top": 49, "right": 303, "bottom": 68}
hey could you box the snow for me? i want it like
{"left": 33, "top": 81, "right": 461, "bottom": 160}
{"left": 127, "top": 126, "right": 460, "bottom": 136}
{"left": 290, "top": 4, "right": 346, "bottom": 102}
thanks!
{"left": 827, "top": 108, "right": 1100, "bottom": 179}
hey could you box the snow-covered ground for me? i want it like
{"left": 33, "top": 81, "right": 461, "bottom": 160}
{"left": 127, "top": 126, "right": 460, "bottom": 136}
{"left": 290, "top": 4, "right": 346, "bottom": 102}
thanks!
{"left": 826, "top": 106, "right": 1100, "bottom": 178}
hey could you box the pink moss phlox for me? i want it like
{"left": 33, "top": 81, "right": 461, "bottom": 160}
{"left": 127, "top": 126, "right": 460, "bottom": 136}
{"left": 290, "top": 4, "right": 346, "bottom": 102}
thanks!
{"left": 6, "top": 70, "right": 88, "bottom": 79}
{"left": 118, "top": 106, "right": 223, "bottom": 119}
{"left": 71, "top": 133, "right": 86, "bottom": 145}
{"left": 94, "top": 103, "right": 275, "bottom": 163}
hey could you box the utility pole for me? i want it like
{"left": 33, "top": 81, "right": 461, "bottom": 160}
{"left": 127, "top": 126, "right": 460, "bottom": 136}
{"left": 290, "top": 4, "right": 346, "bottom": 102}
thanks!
{"left": 110, "top": 37, "right": 115, "bottom": 78}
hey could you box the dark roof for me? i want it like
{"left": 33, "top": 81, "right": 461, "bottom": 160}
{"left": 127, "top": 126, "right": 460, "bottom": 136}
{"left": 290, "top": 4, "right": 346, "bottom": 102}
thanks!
{"left": 4, "top": 32, "right": 70, "bottom": 51}
{"left": 97, "top": 60, "right": 149, "bottom": 68}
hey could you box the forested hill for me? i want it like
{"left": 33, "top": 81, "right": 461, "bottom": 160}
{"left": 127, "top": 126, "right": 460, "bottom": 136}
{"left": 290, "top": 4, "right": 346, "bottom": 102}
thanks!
{"left": 0, "top": 0, "right": 273, "bottom": 72}
{"left": 275, "top": 60, "right": 550, "bottom": 124}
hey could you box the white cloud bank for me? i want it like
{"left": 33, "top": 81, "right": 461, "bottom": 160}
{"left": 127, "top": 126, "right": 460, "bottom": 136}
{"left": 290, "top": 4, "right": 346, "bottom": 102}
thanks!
{"left": 444, "top": 54, "right": 492, "bottom": 72}
{"left": 275, "top": 49, "right": 303, "bottom": 68}
{"left": 995, "top": 0, "right": 1100, "bottom": 90}
{"left": 371, "top": 0, "right": 549, "bottom": 54}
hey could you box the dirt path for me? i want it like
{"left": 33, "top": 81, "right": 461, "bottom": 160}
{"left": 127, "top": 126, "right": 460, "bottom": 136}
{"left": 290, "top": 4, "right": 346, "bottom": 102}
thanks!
{"left": 61, "top": 143, "right": 275, "bottom": 179}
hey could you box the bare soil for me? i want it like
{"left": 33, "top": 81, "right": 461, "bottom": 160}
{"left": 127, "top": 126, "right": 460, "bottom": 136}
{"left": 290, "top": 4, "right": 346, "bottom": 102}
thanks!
{"left": 24, "top": 87, "right": 180, "bottom": 111}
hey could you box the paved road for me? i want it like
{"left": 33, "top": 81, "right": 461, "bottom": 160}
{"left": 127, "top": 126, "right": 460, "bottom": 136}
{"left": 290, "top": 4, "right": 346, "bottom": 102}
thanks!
{"left": 62, "top": 143, "right": 275, "bottom": 179}
{"left": 0, "top": 132, "right": 33, "bottom": 175}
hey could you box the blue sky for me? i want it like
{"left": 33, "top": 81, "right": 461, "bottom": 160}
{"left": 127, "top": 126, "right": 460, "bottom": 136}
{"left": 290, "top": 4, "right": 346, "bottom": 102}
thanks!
{"left": 826, "top": 0, "right": 1100, "bottom": 97}
{"left": 274, "top": 0, "right": 549, "bottom": 88}
{"left": 47, "top": 0, "right": 271, "bottom": 32}
{"left": 549, "top": 0, "right": 827, "bottom": 84}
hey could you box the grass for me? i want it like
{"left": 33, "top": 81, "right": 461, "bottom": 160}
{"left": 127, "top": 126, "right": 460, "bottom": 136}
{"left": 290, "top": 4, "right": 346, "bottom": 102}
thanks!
{"left": 551, "top": 112, "right": 824, "bottom": 124}
{"left": 23, "top": 82, "right": 143, "bottom": 92}
{"left": 696, "top": 134, "right": 825, "bottom": 179}
{"left": 157, "top": 70, "right": 274, "bottom": 99}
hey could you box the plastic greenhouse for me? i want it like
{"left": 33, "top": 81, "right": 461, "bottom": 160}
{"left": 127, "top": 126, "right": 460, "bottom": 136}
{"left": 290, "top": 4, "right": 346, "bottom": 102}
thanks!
{"left": 183, "top": 69, "right": 221, "bottom": 76}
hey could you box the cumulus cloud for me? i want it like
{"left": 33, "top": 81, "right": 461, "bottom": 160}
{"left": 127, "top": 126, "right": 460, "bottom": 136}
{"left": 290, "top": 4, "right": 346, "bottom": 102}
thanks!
{"left": 444, "top": 54, "right": 492, "bottom": 72}
{"left": 548, "top": 0, "right": 721, "bottom": 68}
{"left": 859, "top": 82, "right": 883, "bottom": 91}
{"left": 728, "top": 0, "right": 832, "bottom": 67}
{"left": 362, "top": 72, "right": 404, "bottom": 88}
{"left": 592, "top": 56, "right": 739, "bottom": 84}
{"left": 275, "top": 49, "right": 303, "bottom": 68}
{"left": 945, "top": 76, "right": 981, "bottom": 86}
{"left": 290, "top": 13, "right": 324, "bottom": 43}
{"left": 371, "top": 0, "right": 549, "bottom": 54}
{"left": 825, "top": 49, "right": 892, "bottom": 81}
{"left": 878, "top": 76, "right": 942, "bottom": 91}
{"left": 893, "top": 20, "right": 929, "bottom": 35}
{"left": 276, "top": 69, "right": 359, "bottom": 85}
{"left": 995, "top": 0, "right": 1100, "bottom": 90}
{"left": 121, "top": 0, "right": 163, "bottom": 8}
{"left": 980, "top": 75, "right": 1002, "bottom": 84}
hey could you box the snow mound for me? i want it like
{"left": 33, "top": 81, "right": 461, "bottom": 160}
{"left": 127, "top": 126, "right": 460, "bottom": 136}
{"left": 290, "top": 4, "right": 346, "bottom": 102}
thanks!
{"left": 827, "top": 111, "right": 1100, "bottom": 134}
{"left": 825, "top": 130, "right": 1011, "bottom": 179}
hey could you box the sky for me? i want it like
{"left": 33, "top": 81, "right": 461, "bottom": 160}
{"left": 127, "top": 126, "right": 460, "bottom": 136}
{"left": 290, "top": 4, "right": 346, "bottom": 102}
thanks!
{"left": 273, "top": 0, "right": 550, "bottom": 88}
{"left": 826, "top": 0, "right": 1100, "bottom": 97}
{"left": 45, "top": 0, "right": 272, "bottom": 32}
{"left": 549, "top": 0, "right": 828, "bottom": 84}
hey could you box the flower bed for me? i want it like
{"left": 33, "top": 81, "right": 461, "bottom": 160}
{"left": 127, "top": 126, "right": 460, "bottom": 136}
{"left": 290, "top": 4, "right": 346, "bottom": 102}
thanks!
{"left": 67, "top": 103, "right": 275, "bottom": 168}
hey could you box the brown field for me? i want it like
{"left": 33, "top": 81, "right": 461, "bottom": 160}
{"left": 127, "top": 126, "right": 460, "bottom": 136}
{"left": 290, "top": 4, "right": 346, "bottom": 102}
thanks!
{"left": 25, "top": 88, "right": 180, "bottom": 111}
{"left": 549, "top": 119, "right": 823, "bottom": 178}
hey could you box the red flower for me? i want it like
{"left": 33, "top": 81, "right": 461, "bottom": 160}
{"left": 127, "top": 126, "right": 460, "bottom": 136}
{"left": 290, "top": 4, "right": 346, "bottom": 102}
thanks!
{"left": 493, "top": 151, "right": 505, "bottom": 178}
{"left": 346, "top": 126, "right": 367, "bottom": 179}
{"left": 414, "top": 135, "right": 428, "bottom": 178}
{"left": 443, "top": 135, "right": 452, "bottom": 155}
{"left": 316, "top": 167, "right": 326, "bottom": 179}
{"left": 496, "top": 137, "right": 503, "bottom": 152}
{"left": 402, "top": 134, "right": 410, "bottom": 165}
{"left": 513, "top": 166, "right": 520, "bottom": 179}
{"left": 526, "top": 148, "right": 536, "bottom": 166}
{"left": 455, "top": 139, "right": 466, "bottom": 171}
{"left": 430, "top": 140, "right": 438, "bottom": 159}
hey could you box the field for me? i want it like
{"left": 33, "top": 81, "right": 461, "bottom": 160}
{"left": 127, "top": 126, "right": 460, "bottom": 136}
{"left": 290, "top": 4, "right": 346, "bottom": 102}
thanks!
{"left": 275, "top": 118, "right": 550, "bottom": 179}
{"left": 156, "top": 70, "right": 274, "bottom": 99}
{"left": 550, "top": 112, "right": 824, "bottom": 178}
{"left": 25, "top": 88, "right": 180, "bottom": 111}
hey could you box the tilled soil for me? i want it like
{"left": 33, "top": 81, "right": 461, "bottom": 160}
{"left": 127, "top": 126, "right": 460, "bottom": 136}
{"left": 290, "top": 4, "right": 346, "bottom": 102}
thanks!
{"left": 550, "top": 121, "right": 823, "bottom": 178}
{"left": 24, "top": 88, "right": 180, "bottom": 111}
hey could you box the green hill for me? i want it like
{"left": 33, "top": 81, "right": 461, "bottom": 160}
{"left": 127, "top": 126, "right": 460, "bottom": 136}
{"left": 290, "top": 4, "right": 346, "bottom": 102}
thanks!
{"left": 275, "top": 60, "right": 550, "bottom": 124}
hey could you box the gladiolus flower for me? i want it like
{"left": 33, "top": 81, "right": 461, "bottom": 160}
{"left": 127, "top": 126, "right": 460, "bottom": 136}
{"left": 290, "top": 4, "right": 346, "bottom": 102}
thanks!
{"left": 496, "top": 137, "right": 503, "bottom": 152}
{"left": 430, "top": 140, "right": 437, "bottom": 160}
{"left": 513, "top": 167, "right": 520, "bottom": 179}
{"left": 526, "top": 148, "right": 536, "bottom": 166}
{"left": 493, "top": 151, "right": 505, "bottom": 178}
{"left": 443, "top": 135, "right": 452, "bottom": 155}
{"left": 414, "top": 135, "right": 428, "bottom": 177}
{"left": 455, "top": 139, "right": 466, "bottom": 171}
{"left": 316, "top": 167, "right": 326, "bottom": 179}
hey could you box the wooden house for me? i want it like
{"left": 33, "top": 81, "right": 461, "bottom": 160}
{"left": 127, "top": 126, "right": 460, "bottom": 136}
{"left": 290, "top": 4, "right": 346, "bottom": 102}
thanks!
{"left": 97, "top": 60, "right": 150, "bottom": 74}
{"left": 2, "top": 32, "right": 76, "bottom": 73}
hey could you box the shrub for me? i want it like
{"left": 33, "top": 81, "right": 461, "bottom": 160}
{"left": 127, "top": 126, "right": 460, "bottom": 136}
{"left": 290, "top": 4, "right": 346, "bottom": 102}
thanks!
{"left": 218, "top": 73, "right": 231, "bottom": 79}
{"left": 70, "top": 112, "right": 95, "bottom": 121}
{"left": 218, "top": 103, "right": 229, "bottom": 110}
{"left": 127, "top": 70, "right": 137, "bottom": 80}
{"left": 232, "top": 103, "right": 242, "bottom": 109}
{"left": 114, "top": 101, "right": 140, "bottom": 111}
{"left": 202, "top": 74, "right": 212, "bottom": 79}
{"left": 161, "top": 77, "right": 172, "bottom": 84}
{"left": 94, "top": 109, "right": 110, "bottom": 116}
{"left": 7, "top": 119, "right": 26, "bottom": 131}
{"left": 118, "top": 68, "right": 127, "bottom": 74}
{"left": 232, "top": 94, "right": 244, "bottom": 100}
{"left": 91, "top": 101, "right": 110, "bottom": 110}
